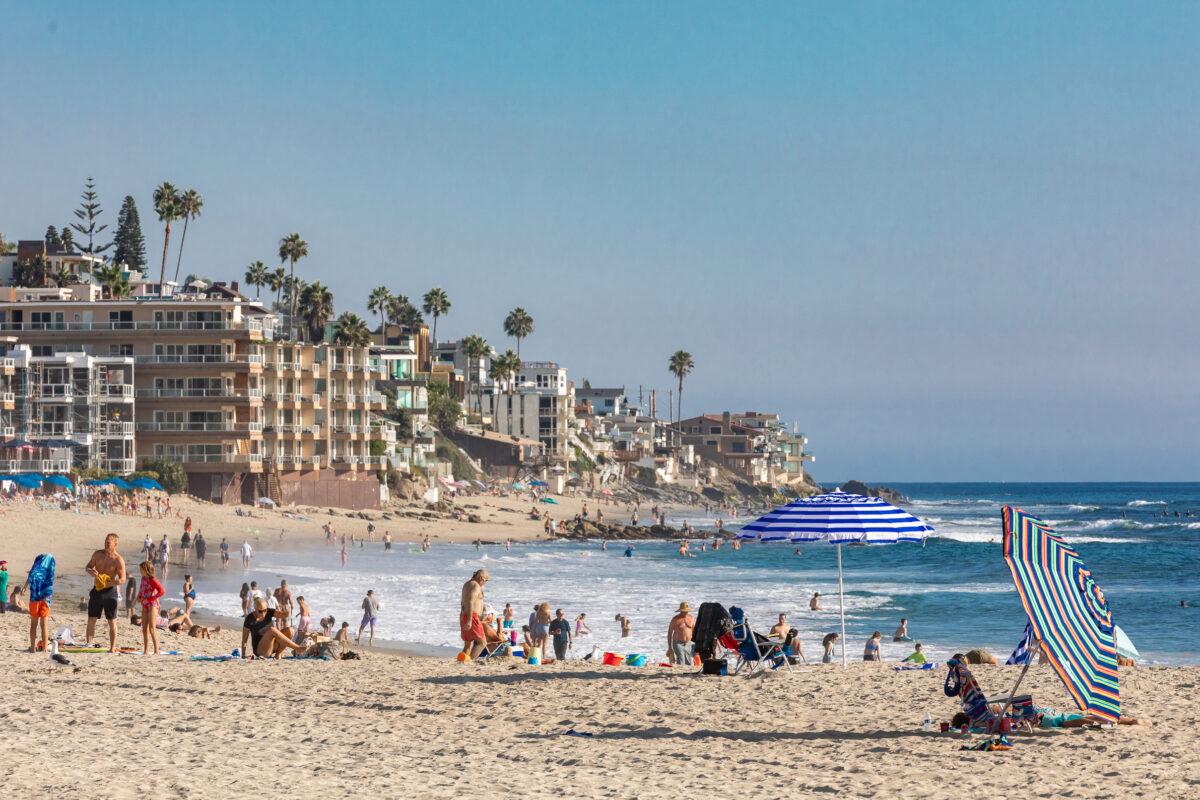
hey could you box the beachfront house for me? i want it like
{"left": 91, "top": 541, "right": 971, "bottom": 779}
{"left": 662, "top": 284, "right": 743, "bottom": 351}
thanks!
{"left": 576, "top": 383, "right": 626, "bottom": 417}
{"left": 481, "top": 360, "right": 576, "bottom": 466}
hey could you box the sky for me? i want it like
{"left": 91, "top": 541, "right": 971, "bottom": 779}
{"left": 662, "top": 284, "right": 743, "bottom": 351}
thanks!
{"left": 1, "top": 2, "right": 1198, "bottom": 482}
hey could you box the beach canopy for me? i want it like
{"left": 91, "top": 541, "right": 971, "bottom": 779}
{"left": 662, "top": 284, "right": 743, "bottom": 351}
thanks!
{"left": 530, "top": 479, "right": 549, "bottom": 487}
{"left": 739, "top": 490, "right": 935, "bottom": 665}
{"left": 1002, "top": 506, "right": 1120, "bottom": 722}
{"left": 108, "top": 477, "right": 133, "bottom": 490}
{"left": 43, "top": 474, "right": 74, "bottom": 492}
{"left": 129, "top": 476, "right": 164, "bottom": 491}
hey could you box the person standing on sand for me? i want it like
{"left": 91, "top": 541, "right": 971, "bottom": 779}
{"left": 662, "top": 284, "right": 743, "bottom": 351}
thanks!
{"left": 357, "top": 589, "right": 380, "bottom": 646}
{"left": 0, "top": 561, "right": 8, "bottom": 615}
{"left": 274, "top": 580, "right": 293, "bottom": 618}
{"left": 667, "top": 602, "right": 695, "bottom": 665}
{"left": 219, "top": 538, "right": 230, "bottom": 569}
{"left": 549, "top": 608, "right": 572, "bottom": 661}
{"left": 459, "top": 570, "right": 488, "bottom": 660}
{"left": 137, "top": 561, "right": 166, "bottom": 655}
{"left": 240, "top": 540, "right": 252, "bottom": 568}
{"left": 194, "top": 532, "right": 207, "bottom": 567}
{"left": 85, "top": 533, "right": 127, "bottom": 652}
{"left": 158, "top": 535, "right": 170, "bottom": 578}
{"left": 142, "top": 535, "right": 152, "bottom": 560}
{"left": 821, "top": 632, "right": 838, "bottom": 664}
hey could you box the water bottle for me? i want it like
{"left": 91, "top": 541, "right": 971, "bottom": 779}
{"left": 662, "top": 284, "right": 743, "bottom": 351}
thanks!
{"left": 922, "top": 712, "right": 933, "bottom": 732}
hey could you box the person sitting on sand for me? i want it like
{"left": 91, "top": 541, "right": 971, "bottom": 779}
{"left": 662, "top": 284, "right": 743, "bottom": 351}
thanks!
{"left": 902, "top": 643, "right": 927, "bottom": 664}
{"left": 863, "top": 631, "right": 882, "bottom": 662}
{"left": 893, "top": 618, "right": 912, "bottom": 642}
{"left": 334, "top": 622, "right": 350, "bottom": 643}
{"left": 964, "top": 648, "right": 998, "bottom": 665}
{"left": 522, "top": 625, "right": 534, "bottom": 651}
{"left": 241, "top": 598, "right": 306, "bottom": 660}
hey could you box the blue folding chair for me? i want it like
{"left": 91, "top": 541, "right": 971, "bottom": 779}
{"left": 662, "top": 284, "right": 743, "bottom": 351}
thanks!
{"left": 727, "top": 606, "right": 790, "bottom": 675}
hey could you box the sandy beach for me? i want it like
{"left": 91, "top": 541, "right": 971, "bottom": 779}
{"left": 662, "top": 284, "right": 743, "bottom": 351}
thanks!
{"left": 0, "top": 599, "right": 1193, "bottom": 799}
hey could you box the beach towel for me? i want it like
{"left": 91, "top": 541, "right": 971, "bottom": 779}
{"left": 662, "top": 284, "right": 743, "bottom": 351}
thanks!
{"left": 27, "top": 554, "right": 55, "bottom": 603}
{"left": 894, "top": 662, "right": 939, "bottom": 671}
{"left": 190, "top": 655, "right": 238, "bottom": 662}
{"left": 691, "top": 602, "right": 733, "bottom": 660}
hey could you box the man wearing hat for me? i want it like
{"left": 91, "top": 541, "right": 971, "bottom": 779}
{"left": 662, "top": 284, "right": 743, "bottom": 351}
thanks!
{"left": 667, "top": 601, "right": 696, "bottom": 666}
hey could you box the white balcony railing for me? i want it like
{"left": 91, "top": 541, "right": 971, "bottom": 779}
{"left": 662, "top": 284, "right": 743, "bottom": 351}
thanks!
{"left": 32, "top": 422, "right": 73, "bottom": 436}
{"left": 153, "top": 452, "right": 263, "bottom": 465}
{"left": 136, "top": 387, "right": 256, "bottom": 399}
{"left": 332, "top": 424, "right": 360, "bottom": 435}
{"left": 0, "top": 426, "right": 15, "bottom": 437}
{"left": 136, "top": 354, "right": 251, "bottom": 365}
{"left": 1, "top": 392, "right": 14, "bottom": 405}
{"left": 311, "top": 393, "right": 323, "bottom": 406}
{"left": 101, "top": 458, "right": 137, "bottom": 473}
{"left": 100, "top": 384, "right": 135, "bottom": 398}
{"left": 0, "top": 319, "right": 262, "bottom": 333}
{"left": 0, "top": 458, "right": 71, "bottom": 473}
{"left": 99, "top": 421, "right": 135, "bottom": 436}
{"left": 305, "top": 455, "right": 322, "bottom": 468}
{"left": 137, "top": 421, "right": 263, "bottom": 433}
{"left": 0, "top": 357, "right": 15, "bottom": 370}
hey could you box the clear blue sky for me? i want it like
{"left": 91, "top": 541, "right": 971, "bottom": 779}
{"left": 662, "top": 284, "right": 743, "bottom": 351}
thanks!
{"left": 2, "top": 2, "right": 1197, "bottom": 481}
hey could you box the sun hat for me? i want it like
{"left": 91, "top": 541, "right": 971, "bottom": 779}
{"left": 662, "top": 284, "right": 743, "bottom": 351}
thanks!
{"left": 678, "top": 602, "right": 691, "bottom": 613}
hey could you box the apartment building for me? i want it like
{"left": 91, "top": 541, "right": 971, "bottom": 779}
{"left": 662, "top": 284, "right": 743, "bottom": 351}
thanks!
{"left": 482, "top": 361, "right": 575, "bottom": 464}
{"left": 0, "top": 290, "right": 387, "bottom": 507}
{"left": 675, "top": 411, "right": 813, "bottom": 486}
{"left": 1, "top": 343, "right": 135, "bottom": 473}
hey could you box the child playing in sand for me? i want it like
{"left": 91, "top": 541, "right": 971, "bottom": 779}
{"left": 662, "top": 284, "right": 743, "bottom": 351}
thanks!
{"left": 137, "top": 561, "right": 166, "bottom": 655}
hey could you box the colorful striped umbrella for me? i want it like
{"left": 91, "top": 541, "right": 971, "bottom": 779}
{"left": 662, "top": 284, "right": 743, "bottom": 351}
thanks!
{"left": 739, "top": 491, "right": 935, "bottom": 665}
{"left": 1001, "top": 506, "right": 1120, "bottom": 721}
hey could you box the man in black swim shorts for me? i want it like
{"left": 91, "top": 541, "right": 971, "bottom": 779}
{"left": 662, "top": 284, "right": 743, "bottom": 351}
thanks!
{"left": 85, "top": 533, "right": 127, "bottom": 652}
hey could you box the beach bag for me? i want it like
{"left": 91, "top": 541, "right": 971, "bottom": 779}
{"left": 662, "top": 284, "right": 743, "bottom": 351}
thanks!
{"left": 702, "top": 658, "right": 728, "bottom": 676}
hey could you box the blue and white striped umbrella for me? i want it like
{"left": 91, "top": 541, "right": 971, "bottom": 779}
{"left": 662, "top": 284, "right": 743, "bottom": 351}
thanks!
{"left": 737, "top": 491, "right": 935, "bottom": 665}
{"left": 739, "top": 491, "right": 935, "bottom": 544}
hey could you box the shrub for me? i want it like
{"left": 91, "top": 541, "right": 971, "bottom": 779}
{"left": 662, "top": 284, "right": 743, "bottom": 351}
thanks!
{"left": 138, "top": 458, "right": 187, "bottom": 494}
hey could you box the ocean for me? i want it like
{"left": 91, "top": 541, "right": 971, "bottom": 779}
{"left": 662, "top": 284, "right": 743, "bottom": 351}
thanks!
{"left": 193, "top": 482, "right": 1200, "bottom": 664}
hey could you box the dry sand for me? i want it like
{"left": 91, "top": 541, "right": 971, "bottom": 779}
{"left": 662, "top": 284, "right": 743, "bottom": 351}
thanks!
{"left": 0, "top": 606, "right": 1194, "bottom": 799}
{"left": 1, "top": 498, "right": 1195, "bottom": 799}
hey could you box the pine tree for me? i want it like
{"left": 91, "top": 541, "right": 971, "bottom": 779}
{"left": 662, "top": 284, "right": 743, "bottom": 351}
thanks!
{"left": 111, "top": 195, "right": 147, "bottom": 271}
{"left": 60, "top": 227, "right": 75, "bottom": 252}
{"left": 45, "top": 225, "right": 63, "bottom": 250}
{"left": 70, "top": 177, "right": 112, "bottom": 257}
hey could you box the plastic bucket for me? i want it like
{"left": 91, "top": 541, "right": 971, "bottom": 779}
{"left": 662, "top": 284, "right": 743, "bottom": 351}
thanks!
{"left": 527, "top": 655, "right": 541, "bottom": 666}
{"left": 601, "top": 651, "right": 624, "bottom": 666}
{"left": 625, "top": 654, "right": 647, "bottom": 667}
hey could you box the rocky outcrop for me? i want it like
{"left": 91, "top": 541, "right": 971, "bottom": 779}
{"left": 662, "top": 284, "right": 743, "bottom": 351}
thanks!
{"left": 553, "top": 519, "right": 708, "bottom": 541}
{"left": 837, "top": 480, "right": 908, "bottom": 505}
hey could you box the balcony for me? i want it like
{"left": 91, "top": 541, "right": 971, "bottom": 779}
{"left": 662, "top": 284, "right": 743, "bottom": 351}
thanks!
{"left": 135, "top": 387, "right": 258, "bottom": 400}
{"left": 332, "top": 393, "right": 358, "bottom": 404}
{"left": 153, "top": 452, "right": 264, "bottom": 465}
{"left": 330, "top": 455, "right": 360, "bottom": 468}
{"left": 136, "top": 354, "right": 257, "bottom": 366}
{"left": 137, "top": 421, "right": 263, "bottom": 433}
{"left": 311, "top": 393, "right": 322, "bottom": 406}
{"left": 1, "top": 425, "right": 14, "bottom": 437}
{"left": 363, "top": 455, "right": 387, "bottom": 468}
{"left": 302, "top": 425, "right": 321, "bottom": 436}
{"left": 99, "top": 421, "right": 135, "bottom": 437}
{"left": 332, "top": 424, "right": 360, "bottom": 435}
{"left": 100, "top": 384, "right": 135, "bottom": 400}
{"left": 101, "top": 458, "right": 137, "bottom": 474}
{"left": 266, "top": 392, "right": 299, "bottom": 403}
{"left": 0, "top": 319, "right": 262, "bottom": 333}
{"left": 32, "top": 422, "right": 73, "bottom": 436}
{"left": 0, "top": 357, "right": 14, "bottom": 372}
{"left": 372, "top": 426, "right": 397, "bottom": 443}
{"left": 1, "top": 391, "right": 14, "bottom": 406}
{"left": 303, "top": 455, "right": 322, "bottom": 468}
{"left": 0, "top": 458, "right": 71, "bottom": 473}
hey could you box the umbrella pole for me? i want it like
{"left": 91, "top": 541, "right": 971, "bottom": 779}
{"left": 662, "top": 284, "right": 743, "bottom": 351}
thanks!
{"left": 837, "top": 544, "right": 847, "bottom": 668}
{"left": 994, "top": 638, "right": 1041, "bottom": 734}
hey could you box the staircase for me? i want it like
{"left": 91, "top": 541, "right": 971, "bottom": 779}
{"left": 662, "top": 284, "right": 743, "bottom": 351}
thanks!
{"left": 263, "top": 458, "right": 283, "bottom": 505}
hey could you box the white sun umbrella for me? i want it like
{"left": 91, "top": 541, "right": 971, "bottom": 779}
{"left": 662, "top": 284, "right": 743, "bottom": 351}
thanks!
{"left": 738, "top": 491, "right": 935, "bottom": 666}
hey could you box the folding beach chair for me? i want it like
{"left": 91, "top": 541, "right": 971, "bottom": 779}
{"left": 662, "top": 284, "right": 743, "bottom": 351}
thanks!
{"left": 476, "top": 639, "right": 511, "bottom": 660}
{"left": 944, "top": 657, "right": 1037, "bottom": 731}
{"left": 727, "top": 607, "right": 790, "bottom": 675}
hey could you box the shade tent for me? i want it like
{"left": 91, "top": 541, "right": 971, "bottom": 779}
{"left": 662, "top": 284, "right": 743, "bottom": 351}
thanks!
{"left": 739, "top": 491, "right": 935, "bottom": 666}
{"left": 128, "top": 477, "right": 164, "bottom": 491}
{"left": 43, "top": 475, "right": 74, "bottom": 492}
{"left": 1001, "top": 507, "right": 1120, "bottom": 721}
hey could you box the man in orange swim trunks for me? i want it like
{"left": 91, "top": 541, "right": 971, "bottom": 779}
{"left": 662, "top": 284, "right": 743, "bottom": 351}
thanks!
{"left": 459, "top": 569, "right": 488, "bottom": 660}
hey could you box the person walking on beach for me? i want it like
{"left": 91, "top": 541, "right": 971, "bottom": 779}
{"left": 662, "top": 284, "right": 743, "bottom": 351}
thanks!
{"left": 194, "top": 532, "right": 207, "bottom": 567}
{"left": 158, "top": 535, "right": 170, "bottom": 578}
{"left": 180, "top": 528, "right": 192, "bottom": 566}
{"left": 239, "top": 582, "right": 251, "bottom": 615}
{"left": 0, "top": 561, "right": 9, "bottom": 615}
{"left": 357, "top": 589, "right": 381, "bottom": 646}
{"left": 459, "top": 570, "right": 488, "bottom": 660}
{"left": 240, "top": 540, "right": 252, "bottom": 568}
{"left": 142, "top": 534, "right": 152, "bottom": 560}
{"left": 182, "top": 574, "right": 196, "bottom": 615}
{"left": 220, "top": 538, "right": 230, "bottom": 569}
{"left": 85, "top": 533, "right": 127, "bottom": 652}
{"left": 549, "top": 608, "right": 572, "bottom": 661}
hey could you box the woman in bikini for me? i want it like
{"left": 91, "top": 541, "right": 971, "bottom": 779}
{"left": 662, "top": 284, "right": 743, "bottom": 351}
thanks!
{"left": 137, "top": 561, "right": 166, "bottom": 655}
{"left": 182, "top": 575, "right": 196, "bottom": 615}
{"left": 295, "top": 596, "right": 313, "bottom": 642}
{"left": 863, "top": 631, "right": 882, "bottom": 662}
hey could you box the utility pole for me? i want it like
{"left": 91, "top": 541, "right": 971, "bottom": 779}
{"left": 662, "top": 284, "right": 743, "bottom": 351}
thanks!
{"left": 667, "top": 389, "right": 673, "bottom": 424}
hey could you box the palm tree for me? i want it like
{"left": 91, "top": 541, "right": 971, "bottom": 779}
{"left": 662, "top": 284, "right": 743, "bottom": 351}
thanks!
{"left": 460, "top": 334, "right": 490, "bottom": 415}
{"left": 269, "top": 266, "right": 287, "bottom": 308}
{"left": 490, "top": 349, "right": 521, "bottom": 395}
{"left": 152, "top": 182, "right": 182, "bottom": 290}
{"left": 503, "top": 307, "right": 534, "bottom": 359}
{"left": 332, "top": 312, "right": 372, "bottom": 347}
{"left": 387, "top": 294, "right": 423, "bottom": 329}
{"left": 94, "top": 263, "right": 132, "bottom": 298}
{"left": 278, "top": 233, "right": 309, "bottom": 338}
{"left": 243, "top": 261, "right": 269, "bottom": 299}
{"left": 171, "top": 188, "right": 203, "bottom": 283}
{"left": 367, "top": 286, "right": 393, "bottom": 331}
{"left": 298, "top": 281, "right": 333, "bottom": 343}
{"left": 422, "top": 287, "right": 451, "bottom": 343}
{"left": 668, "top": 350, "right": 695, "bottom": 423}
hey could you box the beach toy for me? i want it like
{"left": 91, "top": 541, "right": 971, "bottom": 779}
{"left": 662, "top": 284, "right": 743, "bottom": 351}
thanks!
{"left": 527, "top": 655, "right": 541, "bottom": 666}
{"left": 456, "top": 652, "right": 468, "bottom": 662}
{"left": 526, "top": 645, "right": 542, "bottom": 665}
{"left": 601, "top": 651, "right": 624, "bottom": 667}
{"left": 625, "top": 654, "right": 647, "bottom": 667}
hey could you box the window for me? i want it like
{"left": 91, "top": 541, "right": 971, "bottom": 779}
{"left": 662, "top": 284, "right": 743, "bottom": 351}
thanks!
{"left": 709, "top": 426, "right": 721, "bottom": 434}
{"left": 109, "top": 344, "right": 134, "bottom": 356}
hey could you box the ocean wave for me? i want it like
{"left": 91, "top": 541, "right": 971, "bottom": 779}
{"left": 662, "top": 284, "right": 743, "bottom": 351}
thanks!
{"left": 1068, "top": 504, "right": 1100, "bottom": 512}
{"left": 1070, "top": 519, "right": 1156, "bottom": 532}
{"left": 1127, "top": 499, "right": 1166, "bottom": 507}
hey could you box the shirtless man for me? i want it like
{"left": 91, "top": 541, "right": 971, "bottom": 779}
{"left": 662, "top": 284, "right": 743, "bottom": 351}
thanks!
{"left": 769, "top": 613, "right": 789, "bottom": 639}
{"left": 809, "top": 592, "right": 821, "bottom": 611}
{"left": 85, "top": 533, "right": 127, "bottom": 652}
{"left": 273, "top": 579, "right": 294, "bottom": 618}
{"left": 459, "top": 569, "right": 488, "bottom": 660}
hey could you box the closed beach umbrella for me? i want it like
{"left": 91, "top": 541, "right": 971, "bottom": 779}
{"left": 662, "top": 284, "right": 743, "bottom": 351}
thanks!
{"left": 739, "top": 490, "right": 935, "bottom": 666}
{"left": 1001, "top": 507, "right": 1120, "bottom": 721}
{"left": 1113, "top": 625, "right": 1139, "bottom": 662}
